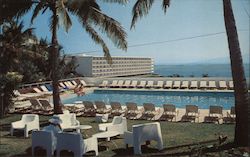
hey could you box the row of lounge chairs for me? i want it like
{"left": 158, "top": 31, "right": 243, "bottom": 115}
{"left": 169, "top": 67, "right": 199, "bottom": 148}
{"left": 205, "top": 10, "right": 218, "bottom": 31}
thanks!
{"left": 14, "top": 79, "right": 91, "bottom": 101}
{"left": 63, "top": 101, "right": 235, "bottom": 124}
{"left": 99, "top": 80, "right": 234, "bottom": 90}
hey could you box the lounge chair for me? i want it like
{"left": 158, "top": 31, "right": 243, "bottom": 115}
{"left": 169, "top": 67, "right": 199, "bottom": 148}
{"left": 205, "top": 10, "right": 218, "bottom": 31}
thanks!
{"left": 182, "top": 105, "right": 199, "bottom": 122}
{"left": 145, "top": 81, "right": 154, "bottom": 88}
{"left": 80, "top": 79, "right": 95, "bottom": 87}
{"left": 110, "top": 102, "right": 126, "bottom": 116}
{"left": 229, "top": 81, "right": 234, "bottom": 90}
{"left": 180, "top": 81, "right": 189, "bottom": 89}
{"left": 142, "top": 103, "right": 159, "bottom": 120}
{"left": 29, "top": 99, "right": 44, "bottom": 114}
{"left": 56, "top": 132, "right": 98, "bottom": 156}
{"left": 38, "top": 99, "right": 54, "bottom": 115}
{"left": 65, "top": 105, "right": 85, "bottom": 116}
{"left": 71, "top": 80, "right": 78, "bottom": 86}
{"left": 172, "top": 81, "right": 181, "bottom": 89}
{"left": 95, "top": 101, "right": 111, "bottom": 113}
{"left": 121, "top": 80, "right": 131, "bottom": 88}
{"left": 124, "top": 122, "right": 163, "bottom": 155}
{"left": 33, "top": 87, "right": 51, "bottom": 95}
{"left": 32, "top": 131, "right": 55, "bottom": 157}
{"left": 126, "top": 102, "right": 141, "bottom": 119}
{"left": 208, "top": 81, "right": 216, "bottom": 89}
{"left": 189, "top": 81, "right": 198, "bottom": 89}
{"left": 59, "top": 82, "right": 68, "bottom": 89}
{"left": 204, "top": 105, "right": 223, "bottom": 124}
{"left": 153, "top": 81, "right": 164, "bottom": 88}
{"left": 114, "top": 80, "right": 124, "bottom": 88}
{"left": 160, "top": 104, "right": 178, "bottom": 121}
{"left": 136, "top": 81, "right": 146, "bottom": 88}
{"left": 13, "top": 90, "right": 42, "bottom": 101}
{"left": 10, "top": 114, "right": 40, "bottom": 137}
{"left": 99, "top": 80, "right": 108, "bottom": 88}
{"left": 199, "top": 81, "right": 207, "bottom": 89}
{"left": 223, "top": 106, "right": 235, "bottom": 124}
{"left": 82, "top": 101, "right": 96, "bottom": 116}
{"left": 109, "top": 80, "right": 118, "bottom": 88}
{"left": 129, "top": 80, "right": 138, "bottom": 88}
{"left": 40, "top": 85, "right": 53, "bottom": 94}
{"left": 219, "top": 81, "right": 227, "bottom": 90}
{"left": 163, "top": 81, "right": 173, "bottom": 89}
{"left": 98, "top": 116, "right": 127, "bottom": 135}
{"left": 63, "top": 81, "right": 75, "bottom": 89}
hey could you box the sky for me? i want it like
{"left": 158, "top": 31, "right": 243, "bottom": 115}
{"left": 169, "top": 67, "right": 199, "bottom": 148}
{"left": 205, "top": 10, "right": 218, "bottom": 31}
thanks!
{"left": 22, "top": 0, "right": 250, "bottom": 65}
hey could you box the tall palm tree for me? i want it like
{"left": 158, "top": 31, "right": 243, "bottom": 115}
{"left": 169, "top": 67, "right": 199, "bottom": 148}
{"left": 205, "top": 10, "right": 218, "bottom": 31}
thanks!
{"left": 130, "top": 0, "right": 249, "bottom": 146}
{"left": 1, "top": 0, "right": 128, "bottom": 114}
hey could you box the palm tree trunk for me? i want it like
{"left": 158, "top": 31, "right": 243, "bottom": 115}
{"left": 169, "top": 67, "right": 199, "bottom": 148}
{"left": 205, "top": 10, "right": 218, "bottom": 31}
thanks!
{"left": 51, "top": 3, "right": 62, "bottom": 114}
{"left": 223, "top": 0, "right": 249, "bottom": 146}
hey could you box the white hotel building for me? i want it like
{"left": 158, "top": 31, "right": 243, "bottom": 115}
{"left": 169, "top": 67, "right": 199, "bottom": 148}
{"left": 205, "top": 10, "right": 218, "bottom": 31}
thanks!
{"left": 66, "top": 55, "right": 154, "bottom": 77}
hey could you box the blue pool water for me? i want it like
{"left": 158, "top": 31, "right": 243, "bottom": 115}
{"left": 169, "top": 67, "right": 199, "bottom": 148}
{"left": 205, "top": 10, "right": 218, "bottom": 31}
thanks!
{"left": 62, "top": 90, "right": 235, "bottom": 109}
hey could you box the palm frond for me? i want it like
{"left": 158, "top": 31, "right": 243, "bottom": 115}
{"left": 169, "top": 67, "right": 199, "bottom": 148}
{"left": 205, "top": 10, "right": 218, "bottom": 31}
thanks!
{"left": 49, "top": 14, "right": 59, "bottom": 33}
{"left": 102, "top": 0, "right": 128, "bottom": 4}
{"left": 130, "top": 0, "right": 154, "bottom": 29}
{"left": 57, "top": 0, "right": 72, "bottom": 32}
{"left": 84, "top": 24, "right": 112, "bottom": 64}
{"left": 0, "top": 0, "right": 33, "bottom": 24}
{"left": 88, "top": 7, "right": 127, "bottom": 51}
{"left": 31, "top": 2, "right": 46, "bottom": 24}
{"left": 162, "top": 0, "right": 170, "bottom": 13}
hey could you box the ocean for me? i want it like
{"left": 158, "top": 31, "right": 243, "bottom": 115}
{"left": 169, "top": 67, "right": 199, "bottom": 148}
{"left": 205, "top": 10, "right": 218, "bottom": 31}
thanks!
{"left": 154, "top": 64, "right": 250, "bottom": 77}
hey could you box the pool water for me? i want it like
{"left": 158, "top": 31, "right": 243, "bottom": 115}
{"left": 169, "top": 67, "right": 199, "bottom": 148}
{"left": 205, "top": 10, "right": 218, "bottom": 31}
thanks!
{"left": 62, "top": 90, "right": 235, "bottom": 109}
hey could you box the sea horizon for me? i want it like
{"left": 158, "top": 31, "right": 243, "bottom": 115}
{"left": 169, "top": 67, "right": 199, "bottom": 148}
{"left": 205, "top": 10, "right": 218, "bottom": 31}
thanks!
{"left": 154, "top": 63, "right": 250, "bottom": 78}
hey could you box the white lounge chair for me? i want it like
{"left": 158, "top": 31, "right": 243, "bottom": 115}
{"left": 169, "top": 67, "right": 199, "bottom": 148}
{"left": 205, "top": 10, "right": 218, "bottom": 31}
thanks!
{"left": 219, "top": 81, "right": 227, "bottom": 89}
{"left": 124, "top": 122, "right": 163, "bottom": 155}
{"left": 32, "top": 131, "right": 55, "bottom": 157}
{"left": 53, "top": 113, "right": 80, "bottom": 132}
{"left": 180, "top": 81, "right": 189, "bottom": 89}
{"left": 136, "top": 81, "right": 146, "bottom": 88}
{"left": 109, "top": 80, "right": 118, "bottom": 88}
{"left": 59, "top": 82, "right": 67, "bottom": 89}
{"left": 129, "top": 80, "right": 138, "bottom": 88}
{"left": 98, "top": 116, "right": 127, "bottom": 135}
{"left": 64, "top": 81, "right": 75, "bottom": 89}
{"left": 121, "top": 80, "right": 131, "bottom": 88}
{"left": 71, "top": 80, "right": 78, "bottom": 86}
{"left": 99, "top": 80, "right": 108, "bottom": 88}
{"left": 199, "top": 81, "right": 207, "bottom": 89}
{"left": 33, "top": 87, "right": 51, "bottom": 95}
{"left": 145, "top": 81, "right": 154, "bottom": 88}
{"left": 163, "top": 81, "right": 172, "bottom": 89}
{"left": 153, "top": 81, "right": 164, "bottom": 88}
{"left": 10, "top": 114, "right": 40, "bottom": 137}
{"left": 190, "top": 81, "right": 198, "bottom": 89}
{"left": 172, "top": 81, "right": 181, "bottom": 89}
{"left": 114, "top": 80, "right": 124, "bottom": 88}
{"left": 208, "top": 81, "right": 216, "bottom": 89}
{"left": 229, "top": 81, "right": 234, "bottom": 90}
{"left": 56, "top": 132, "right": 98, "bottom": 157}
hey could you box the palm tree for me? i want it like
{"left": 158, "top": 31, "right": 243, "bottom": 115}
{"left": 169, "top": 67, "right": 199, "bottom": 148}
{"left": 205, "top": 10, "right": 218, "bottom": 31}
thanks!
{"left": 1, "top": 0, "right": 128, "bottom": 114}
{"left": 130, "top": 0, "right": 249, "bottom": 146}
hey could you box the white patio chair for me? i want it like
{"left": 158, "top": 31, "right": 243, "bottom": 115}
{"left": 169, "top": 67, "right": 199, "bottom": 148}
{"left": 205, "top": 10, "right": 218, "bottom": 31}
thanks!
{"left": 98, "top": 116, "right": 127, "bottom": 135}
{"left": 124, "top": 122, "right": 163, "bottom": 155}
{"left": 53, "top": 113, "right": 80, "bottom": 132}
{"left": 56, "top": 132, "right": 98, "bottom": 157}
{"left": 32, "top": 131, "right": 55, "bottom": 157}
{"left": 10, "top": 114, "right": 40, "bottom": 138}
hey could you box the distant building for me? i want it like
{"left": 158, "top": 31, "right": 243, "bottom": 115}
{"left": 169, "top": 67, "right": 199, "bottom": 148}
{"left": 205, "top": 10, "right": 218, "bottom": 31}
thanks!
{"left": 65, "top": 54, "right": 154, "bottom": 77}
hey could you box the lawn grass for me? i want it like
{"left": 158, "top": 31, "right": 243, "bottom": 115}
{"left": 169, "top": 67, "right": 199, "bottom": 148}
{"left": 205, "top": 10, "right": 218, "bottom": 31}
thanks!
{"left": 0, "top": 114, "right": 235, "bottom": 157}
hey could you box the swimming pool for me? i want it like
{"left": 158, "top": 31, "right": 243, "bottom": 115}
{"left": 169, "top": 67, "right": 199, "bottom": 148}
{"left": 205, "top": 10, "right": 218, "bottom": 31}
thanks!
{"left": 62, "top": 90, "right": 235, "bottom": 109}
